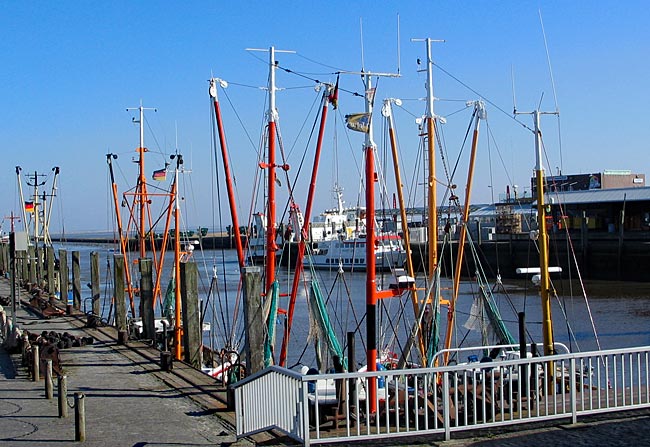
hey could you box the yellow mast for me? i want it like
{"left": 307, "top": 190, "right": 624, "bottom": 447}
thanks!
{"left": 442, "top": 101, "right": 485, "bottom": 365}
{"left": 532, "top": 110, "right": 555, "bottom": 358}
{"left": 383, "top": 98, "right": 427, "bottom": 366}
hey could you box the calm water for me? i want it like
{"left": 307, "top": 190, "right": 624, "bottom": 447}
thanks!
{"left": 53, "top": 242, "right": 650, "bottom": 368}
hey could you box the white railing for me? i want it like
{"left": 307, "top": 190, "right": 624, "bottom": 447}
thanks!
{"left": 233, "top": 366, "right": 306, "bottom": 443}
{"left": 233, "top": 346, "right": 650, "bottom": 446}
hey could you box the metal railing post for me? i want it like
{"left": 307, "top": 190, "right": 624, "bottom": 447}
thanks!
{"left": 301, "top": 379, "right": 310, "bottom": 446}
{"left": 443, "top": 371, "right": 451, "bottom": 441}
{"left": 570, "top": 358, "right": 577, "bottom": 424}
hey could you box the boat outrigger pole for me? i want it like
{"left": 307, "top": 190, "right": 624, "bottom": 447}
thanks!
{"left": 279, "top": 81, "right": 337, "bottom": 367}
{"left": 383, "top": 98, "right": 427, "bottom": 367}
{"left": 442, "top": 101, "right": 485, "bottom": 366}
{"left": 106, "top": 154, "right": 136, "bottom": 317}
{"left": 209, "top": 78, "right": 246, "bottom": 269}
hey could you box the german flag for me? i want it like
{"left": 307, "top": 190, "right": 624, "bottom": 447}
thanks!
{"left": 152, "top": 168, "right": 167, "bottom": 181}
{"left": 24, "top": 201, "right": 34, "bottom": 213}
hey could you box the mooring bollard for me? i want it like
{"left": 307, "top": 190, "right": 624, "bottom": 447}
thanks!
{"left": 58, "top": 375, "right": 68, "bottom": 418}
{"left": 45, "top": 359, "right": 53, "bottom": 399}
{"left": 117, "top": 330, "right": 128, "bottom": 345}
{"left": 74, "top": 392, "right": 85, "bottom": 442}
{"left": 32, "top": 345, "right": 40, "bottom": 382}
{"left": 160, "top": 351, "right": 173, "bottom": 371}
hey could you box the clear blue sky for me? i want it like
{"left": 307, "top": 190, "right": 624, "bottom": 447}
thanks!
{"left": 1, "top": 1, "right": 648, "bottom": 233}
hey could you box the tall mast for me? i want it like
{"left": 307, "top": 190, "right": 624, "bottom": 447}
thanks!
{"left": 126, "top": 103, "right": 156, "bottom": 259}
{"left": 265, "top": 46, "right": 278, "bottom": 294}
{"left": 246, "top": 46, "right": 294, "bottom": 294}
{"left": 532, "top": 110, "right": 555, "bottom": 357}
{"left": 424, "top": 39, "right": 439, "bottom": 282}
{"left": 363, "top": 73, "right": 379, "bottom": 411}
{"left": 173, "top": 154, "right": 183, "bottom": 360}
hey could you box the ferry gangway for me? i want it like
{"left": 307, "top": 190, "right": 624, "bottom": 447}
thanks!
{"left": 232, "top": 345, "right": 650, "bottom": 446}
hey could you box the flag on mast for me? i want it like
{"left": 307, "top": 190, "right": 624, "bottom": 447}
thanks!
{"left": 24, "top": 201, "right": 34, "bottom": 213}
{"left": 152, "top": 168, "right": 167, "bottom": 181}
{"left": 345, "top": 113, "right": 371, "bottom": 133}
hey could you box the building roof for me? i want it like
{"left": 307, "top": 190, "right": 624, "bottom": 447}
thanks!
{"left": 542, "top": 187, "right": 650, "bottom": 205}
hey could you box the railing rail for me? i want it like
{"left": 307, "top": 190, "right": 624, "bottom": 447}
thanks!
{"left": 233, "top": 346, "right": 650, "bottom": 446}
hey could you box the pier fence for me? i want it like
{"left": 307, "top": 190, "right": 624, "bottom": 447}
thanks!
{"left": 233, "top": 345, "right": 650, "bottom": 446}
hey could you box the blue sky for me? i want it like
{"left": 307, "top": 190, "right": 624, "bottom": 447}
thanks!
{"left": 1, "top": 1, "right": 648, "bottom": 233}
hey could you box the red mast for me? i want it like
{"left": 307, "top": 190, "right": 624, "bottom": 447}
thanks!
{"left": 279, "top": 82, "right": 336, "bottom": 366}
{"left": 209, "top": 78, "right": 246, "bottom": 269}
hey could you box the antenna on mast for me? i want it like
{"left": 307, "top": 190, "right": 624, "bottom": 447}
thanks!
{"left": 539, "top": 8, "right": 563, "bottom": 173}
{"left": 396, "top": 14, "right": 401, "bottom": 75}
{"left": 511, "top": 64, "right": 518, "bottom": 115}
{"left": 360, "top": 17, "right": 365, "bottom": 72}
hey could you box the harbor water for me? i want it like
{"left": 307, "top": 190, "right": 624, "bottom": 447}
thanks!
{"left": 52, "top": 242, "right": 650, "bottom": 369}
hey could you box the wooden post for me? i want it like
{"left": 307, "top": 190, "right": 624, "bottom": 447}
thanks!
{"left": 58, "top": 375, "right": 68, "bottom": 418}
{"left": 32, "top": 345, "right": 39, "bottom": 381}
{"left": 25, "top": 247, "right": 34, "bottom": 286}
{"left": 72, "top": 251, "right": 81, "bottom": 309}
{"left": 59, "top": 249, "right": 68, "bottom": 303}
{"left": 45, "top": 359, "right": 53, "bottom": 399}
{"left": 46, "top": 246, "right": 55, "bottom": 295}
{"left": 139, "top": 258, "right": 155, "bottom": 340}
{"left": 90, "top": 251, "right": 100, "bottom": 316}
{"left": 74, "top": 392, "right": 86, "bottom": 442}
{"left": 242, "top": 266, "right": 264, "bottom": 375}
{"left": 113, "top": 255, "right": 127, "bottom": 340}
{"left": 181, "top": 262, "right": 201, "bottom": 369}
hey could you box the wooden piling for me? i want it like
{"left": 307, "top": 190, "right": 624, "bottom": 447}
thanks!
{"left": 58, "top": 375, "right": 68, "bottom": 418}
{"left": 139, "top": 258, "right": 155, "bottom": 340}
{"left": 181, "top": 262, "right": 201, "bottom": 369}
{"left": 113, "top": 254, "right": 127, "bottom": 336}
{"left": 45, "top": 359, "right": 53, "bottom": 399}
{"left": 32, "top": 345, "right": 39, "bottom": 381}
{"left": 72, "top": 251, "right": 81, "bottom": 309}
{"left": 59, "top": 249, "right": 68, "bottom": 303}
{"left": 46, "top": 246, "right": 55, "bottom": 295}
{"left": 242, "top": 266, "right": 264, "bottom": 375}
{"left": 90, "top": 251, "right": 100, "bottom": 316}
{"left": 74, "top": 392, "right": 86, "bottom": 442}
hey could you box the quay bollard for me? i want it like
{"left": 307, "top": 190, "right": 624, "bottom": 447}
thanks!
{"left": 45, "top": 359, "right": 53, "bottom": 399}
{"left": 32, "top": 345, "right": 40, "bottom": 381}
{"left": 160, "top": 351, "right": 173, "bottom": 372}
{"left": 74, "top": 392, "right": 85, "bottom": 442}
{"left": 117, "top": 330, "right": 128, "bottom": 345}
{"left": 58, "top": 375, "right": 68, "bottom": 418}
